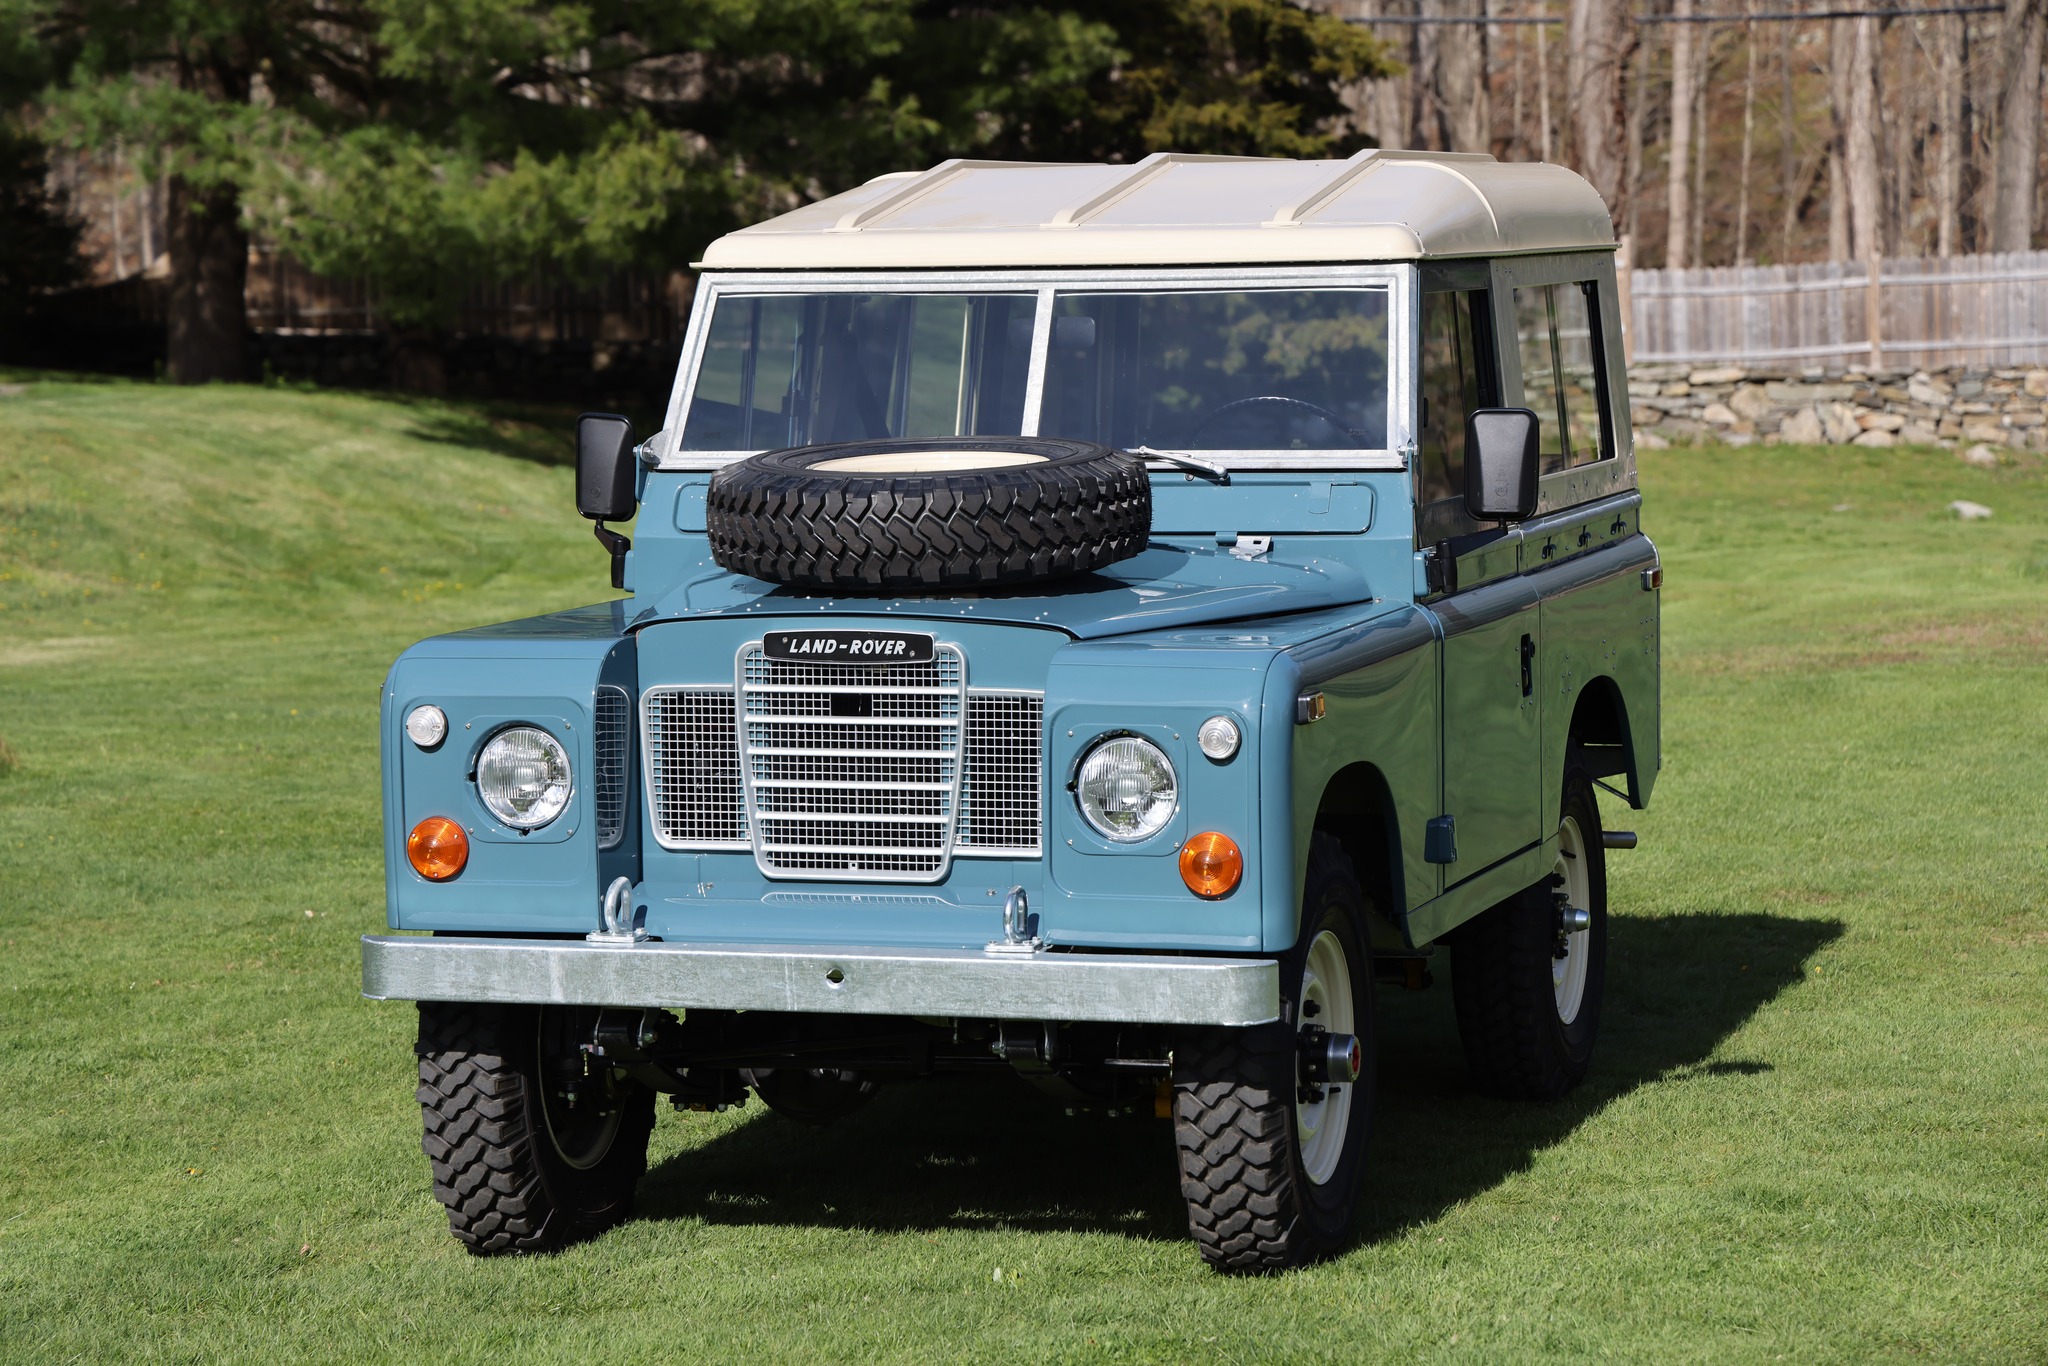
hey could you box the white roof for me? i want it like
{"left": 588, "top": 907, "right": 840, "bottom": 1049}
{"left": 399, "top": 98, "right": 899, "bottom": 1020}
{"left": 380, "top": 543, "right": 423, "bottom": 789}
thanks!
{"left": 698, "top": 150, "right": 1616, "bottom": 271}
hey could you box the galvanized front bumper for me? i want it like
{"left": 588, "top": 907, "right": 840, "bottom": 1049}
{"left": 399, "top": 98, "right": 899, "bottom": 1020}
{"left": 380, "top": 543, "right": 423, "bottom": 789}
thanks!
{"left": 361, "top": 935, "right": 1280, "bottom": 1027}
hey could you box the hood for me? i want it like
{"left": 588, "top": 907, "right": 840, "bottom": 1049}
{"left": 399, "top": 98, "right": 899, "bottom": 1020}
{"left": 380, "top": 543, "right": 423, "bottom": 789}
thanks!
{"left": 628, "top": 544, "right": 1375, "bottom": 640}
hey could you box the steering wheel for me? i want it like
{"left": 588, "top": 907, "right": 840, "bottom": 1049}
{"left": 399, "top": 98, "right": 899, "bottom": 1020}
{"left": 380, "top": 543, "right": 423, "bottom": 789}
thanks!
{"left": 1189, "top": 395, "right": 1355, "bottom": 446}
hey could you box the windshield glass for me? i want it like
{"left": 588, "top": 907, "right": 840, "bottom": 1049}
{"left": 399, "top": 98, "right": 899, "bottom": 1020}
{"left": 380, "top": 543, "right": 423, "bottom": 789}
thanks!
{"left": 1039, "top": 289, "right": 1389, "bottom": 451}
{"left": 681, "top": 292, "right": 1035, "bottom": 450}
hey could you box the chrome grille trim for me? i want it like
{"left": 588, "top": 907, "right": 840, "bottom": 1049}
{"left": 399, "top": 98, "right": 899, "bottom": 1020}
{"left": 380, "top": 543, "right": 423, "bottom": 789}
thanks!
{"left": 738, "top": 641, "right": 966, "bottom": 882}
{"left": 641, "top": 687, "right": 748, "bottom": 848}
{"left": 594, "top": 685, "right": 631, "bottom": 851}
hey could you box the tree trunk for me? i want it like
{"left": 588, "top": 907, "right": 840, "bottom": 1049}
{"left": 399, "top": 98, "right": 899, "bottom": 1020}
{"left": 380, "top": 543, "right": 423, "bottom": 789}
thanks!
{"left": 1568, "top": 0, "right": 1631, "bottom": 217}
{"left": 1441, "top": 0, "right": 1489, "bottom": 153}
{"left": 1537, "top": 6, "right": 1554, "bottom": 162}
{"left": 1736, "top": 15, "right": 1756, "bottom": 265}
{"left": 1666, "top": 0, "right": 1695, "bottom": 268}
{"left": 1413, "top": 0, "right": 1443, "bottom": 150}
{"left": 165, "top": 176, "right": 247, "bottom": 385}
{"left": 1624, "top": 32, "right": 1650, "bottom": 246}
{"left": 1845, "top": 17, "right": 1883, "bottom": 263}
{"left": 1690, "top": 36, "right": 1707, "bottom": 268}
{"left": 1936, "top": 15, "right": 1962, "bottom": 256}
{"left": 1992, "top": 0, "right": 2045, "bottom": 251}
{"left": 1827, "top": 20, "right": 1852, "bottom": 261}
{"left": 1779, "top": 21, "right": 1795, "bottom": 261}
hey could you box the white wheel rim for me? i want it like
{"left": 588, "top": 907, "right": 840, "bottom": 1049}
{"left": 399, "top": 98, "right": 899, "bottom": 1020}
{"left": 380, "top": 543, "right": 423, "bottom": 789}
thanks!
{"left": 1295, "top": 929, "right": 1355, "bottom": 1186}
{"left": 811, "top": 451, "right": 1048, "bottom": 474}
{"left": 1553, "top": 814, "right": 1592, "bottom": 1025}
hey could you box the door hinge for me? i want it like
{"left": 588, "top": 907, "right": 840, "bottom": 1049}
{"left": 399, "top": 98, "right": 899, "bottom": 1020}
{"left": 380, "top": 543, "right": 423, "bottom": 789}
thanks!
{"left": 1423, "top": 540, "right": 1456, "bottom": 595}
{"left": 1520, "top": 633, "right": 1535, "bottom": 697}
{"left": 1424, "top": 815, "right": 1457, "bottom": 864}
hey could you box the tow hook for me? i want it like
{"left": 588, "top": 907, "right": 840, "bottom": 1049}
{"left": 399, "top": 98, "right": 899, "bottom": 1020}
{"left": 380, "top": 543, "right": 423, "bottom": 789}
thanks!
{"left": 1298, "top": 1025, "right": 1362, "bottom": 1088}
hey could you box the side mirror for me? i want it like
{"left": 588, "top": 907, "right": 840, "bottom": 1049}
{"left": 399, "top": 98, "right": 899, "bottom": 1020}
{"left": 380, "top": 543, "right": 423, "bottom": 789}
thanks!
{"left": 576, "top": 412, "right": 638, "bottom": 521}
{"left": 1464, "top": 407, "right": 1540, "bottom": 522}
{"left": 576, "top": 412, "right": 637, "bottom": 589}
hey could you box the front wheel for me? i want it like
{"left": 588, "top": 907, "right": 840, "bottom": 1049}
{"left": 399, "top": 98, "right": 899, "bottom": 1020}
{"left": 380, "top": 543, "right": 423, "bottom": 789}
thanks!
{"left": 415, "top": 1002, "right": 655, "bottom": 1254}
{"left": 1173, "top": 833, "right": 1376, "bottom": 1273}
{"left": 1451, "top": 766, "right": 1609, "bottom": 1100}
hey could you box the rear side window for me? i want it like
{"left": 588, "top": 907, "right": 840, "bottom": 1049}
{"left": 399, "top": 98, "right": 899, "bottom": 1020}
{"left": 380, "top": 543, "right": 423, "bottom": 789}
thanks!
{"left": 1513, "top": 282, "right": 1612, "bottom": 474}
{"left": 1417, "top": 289, "right": 1494, "bottom": 505}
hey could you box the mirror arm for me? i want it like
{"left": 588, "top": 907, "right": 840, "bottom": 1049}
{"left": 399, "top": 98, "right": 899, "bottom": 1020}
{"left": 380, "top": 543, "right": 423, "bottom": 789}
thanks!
{"left": 593, "top": 521, "right": 631, "bottom": 591}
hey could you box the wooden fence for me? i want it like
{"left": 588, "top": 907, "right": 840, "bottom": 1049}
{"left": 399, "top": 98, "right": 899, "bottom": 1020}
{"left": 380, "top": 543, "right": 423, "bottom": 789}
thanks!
{"left": 241, "top": 250, "right": 689, "bottom": 343}
{"left": 1624, "top": 251, "right": 2048, "bottom": 371}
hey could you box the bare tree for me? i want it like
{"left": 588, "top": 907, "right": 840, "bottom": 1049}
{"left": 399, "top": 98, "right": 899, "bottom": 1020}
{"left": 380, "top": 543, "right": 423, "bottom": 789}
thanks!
{"left": 1666, "top": 0, "right": 1696, "bottom": 267}
{"left": 1845, "top": 17, "right": 1884, "bottom": 262}
{"left": 1936, "top": 14, "right": 1963, "bottom": 255}
{"left": 1992, "top": 0, "right": 2045, "bottom": 250}
{"left": 1736, "top": 8, "right": 1758, "bottom": 264}
{"left": 1568, "top": 0, "right": 1632, "bottom": 216}
{"left": 1828, "top": 20, "right": 1852, "bottom": 260}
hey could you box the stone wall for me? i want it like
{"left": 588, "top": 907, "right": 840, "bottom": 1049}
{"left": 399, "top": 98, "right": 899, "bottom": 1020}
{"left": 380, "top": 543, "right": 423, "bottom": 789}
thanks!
{"left": 1627, "top": 363, "right": 2048, "bottom": 465}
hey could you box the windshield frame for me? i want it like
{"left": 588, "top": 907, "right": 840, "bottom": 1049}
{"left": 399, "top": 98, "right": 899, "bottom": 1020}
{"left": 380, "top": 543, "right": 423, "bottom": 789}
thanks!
{"left": 657, "top": 265, "right": 1416, "bottom": 473}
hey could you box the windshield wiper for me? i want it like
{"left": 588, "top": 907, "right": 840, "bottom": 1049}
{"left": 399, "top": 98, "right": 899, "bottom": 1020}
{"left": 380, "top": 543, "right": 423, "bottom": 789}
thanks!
{"left": 1130, "top": 446, "right": 1230, "bottom": 484}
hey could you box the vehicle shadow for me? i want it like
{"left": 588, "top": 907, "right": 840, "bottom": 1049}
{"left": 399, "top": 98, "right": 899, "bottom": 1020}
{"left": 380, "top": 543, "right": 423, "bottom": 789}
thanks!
{"left": 633, "top": 912, "right": 1843, "bottom": 1246}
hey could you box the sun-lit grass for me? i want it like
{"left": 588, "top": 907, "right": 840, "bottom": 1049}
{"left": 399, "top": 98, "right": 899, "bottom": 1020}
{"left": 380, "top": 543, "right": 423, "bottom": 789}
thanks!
{"left": 1, "top": 373, "right": 2044, "bottom": 1361}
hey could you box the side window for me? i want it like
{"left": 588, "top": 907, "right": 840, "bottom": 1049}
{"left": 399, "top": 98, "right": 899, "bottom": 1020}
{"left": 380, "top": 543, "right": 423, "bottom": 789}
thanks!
{"left": 1514, "top": 286, "right": 1568, "bottom": 474}
{"left": 1514, "top": 281, "right": 1613, "bottom": 474}
{"left": 1552, "top": 281, "right": 1611, "bottom": 468}
{"left": 1417, "top": 289, "right": 1491, "bottom": 505}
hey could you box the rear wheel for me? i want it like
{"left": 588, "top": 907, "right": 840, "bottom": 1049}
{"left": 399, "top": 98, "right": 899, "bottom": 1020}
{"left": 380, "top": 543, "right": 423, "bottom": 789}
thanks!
{"left": 1451, "top": 766, "right": 1608, "bottom": 1100}
{"left": 1172, "top": 833, "right": 1376, "bottom": 1273}
{"left": 415, "top": 1002, "right": 655, "bottom": 1254}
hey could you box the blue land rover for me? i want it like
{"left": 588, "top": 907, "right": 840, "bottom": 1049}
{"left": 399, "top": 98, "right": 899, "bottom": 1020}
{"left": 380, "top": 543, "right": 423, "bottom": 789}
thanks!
{"left": 364, "top": 151, "right": 1661, "bottom": 1272}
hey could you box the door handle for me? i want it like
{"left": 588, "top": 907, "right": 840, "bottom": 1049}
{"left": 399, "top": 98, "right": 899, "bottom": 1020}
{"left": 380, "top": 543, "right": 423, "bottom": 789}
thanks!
{"left": 1520, "top": 634, "right": 1535, "bottom": 697}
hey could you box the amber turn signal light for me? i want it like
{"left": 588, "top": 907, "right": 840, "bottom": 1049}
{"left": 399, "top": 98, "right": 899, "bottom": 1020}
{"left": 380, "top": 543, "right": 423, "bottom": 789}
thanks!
{"left": 407, "top": 816, "right": 468, "bottom": 881}
{"left": 1180, "top": 831, "right": 1243, "bottom": 899}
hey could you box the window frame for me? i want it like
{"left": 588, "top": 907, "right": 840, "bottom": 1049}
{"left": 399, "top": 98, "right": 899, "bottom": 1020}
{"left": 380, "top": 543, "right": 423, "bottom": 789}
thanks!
{"left": 658, "top": 266, "right": 1416, "bottom": 473}
{"left": 1414, "top": 251, "right": 1636, "bottom": 546}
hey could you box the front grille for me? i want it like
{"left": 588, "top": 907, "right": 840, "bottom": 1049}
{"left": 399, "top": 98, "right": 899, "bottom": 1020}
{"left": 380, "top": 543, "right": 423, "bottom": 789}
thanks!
{"left": 594, "top": 685, "right": 631, "bottom": 850}
{"left": 959, "top": 693, "right": 1044, "bottom": 854}
{"left": 741, "top": 645, "right": 965, "bottom": 880}
{"left": 641, "top": 652, "right": 1043, "bottom": 876}
{"left": 643, "top": 689, "right": 746, "bottom": 846}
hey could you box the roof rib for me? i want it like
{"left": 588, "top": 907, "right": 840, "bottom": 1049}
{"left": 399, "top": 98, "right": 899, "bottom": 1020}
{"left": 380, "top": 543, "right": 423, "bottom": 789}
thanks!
{"left": 1046, "top": 152, "right": 1275, "bottom": 230}
{"left": 830, "top": 159, "right": 1060, "bottom": 233}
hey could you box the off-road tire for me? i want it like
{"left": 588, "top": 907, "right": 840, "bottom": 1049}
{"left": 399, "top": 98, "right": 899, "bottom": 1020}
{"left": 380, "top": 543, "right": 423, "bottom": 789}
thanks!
{"left": 415, "top": 1001, "right": 655, "bottom": 1255}
{"left": 1172, "top": 833, "right": 1376, "bottom": 1273}
{"left": 1450, "top": 765, "right": 1609, "bottom": 1100}
{"left": 704, "top": 436, "right": 1151, "bottom": 591}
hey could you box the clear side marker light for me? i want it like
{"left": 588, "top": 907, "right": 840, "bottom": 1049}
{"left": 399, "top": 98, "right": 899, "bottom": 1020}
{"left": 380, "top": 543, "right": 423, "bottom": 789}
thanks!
{"left": 405, "top": 705, "right": 448, "bottom": 748}
{"left": 1197, "top": 715, "right": 1241, "bottom": 761}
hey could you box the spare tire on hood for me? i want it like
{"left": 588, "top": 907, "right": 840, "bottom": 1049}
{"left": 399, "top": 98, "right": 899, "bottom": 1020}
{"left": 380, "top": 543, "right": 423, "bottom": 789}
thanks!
{"left": 704, "top": 435, "right": 1152, "bottom": 592}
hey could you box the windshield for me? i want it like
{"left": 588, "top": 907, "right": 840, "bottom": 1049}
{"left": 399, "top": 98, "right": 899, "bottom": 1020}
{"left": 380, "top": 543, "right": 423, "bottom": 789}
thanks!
{"left": 682, "top": 292, "right": 1034, "bottom": 450}
{"left": 679, "top": 283, "right": 1393, "bottom": 457}
{"left": 1040, "top": 289, "right": 1389, "bottom": 451}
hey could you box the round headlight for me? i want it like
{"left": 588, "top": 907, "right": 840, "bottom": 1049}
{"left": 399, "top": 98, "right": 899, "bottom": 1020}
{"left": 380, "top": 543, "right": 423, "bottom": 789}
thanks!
{"left": 405, "top": 704, "right": 448, "bottom": 749}
{"left": 1076, "top": 735, "right": 1177, "bottom": 843}
{"left": 1196, "top": 714, "right": 1241, "bottom": 761}
{"left": 476, "top": 726, "right": 572, "bottom": 830}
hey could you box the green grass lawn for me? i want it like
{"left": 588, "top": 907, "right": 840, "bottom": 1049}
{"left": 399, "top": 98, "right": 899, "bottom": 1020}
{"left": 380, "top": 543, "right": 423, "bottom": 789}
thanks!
{"left": 2, "top": 373, "right": 2044, "bottom": 1362}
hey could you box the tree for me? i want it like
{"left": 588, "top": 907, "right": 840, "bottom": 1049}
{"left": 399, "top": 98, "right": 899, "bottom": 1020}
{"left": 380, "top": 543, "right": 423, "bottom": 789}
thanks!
{"left": 1567, "top": 0, "right": 1631, "bottom": 219}
{"left": 1992, "top": 0, "right": 2045, "bottom": 250}
{"left": 23, "top": 0, "right": 1391, "bottom": 386}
